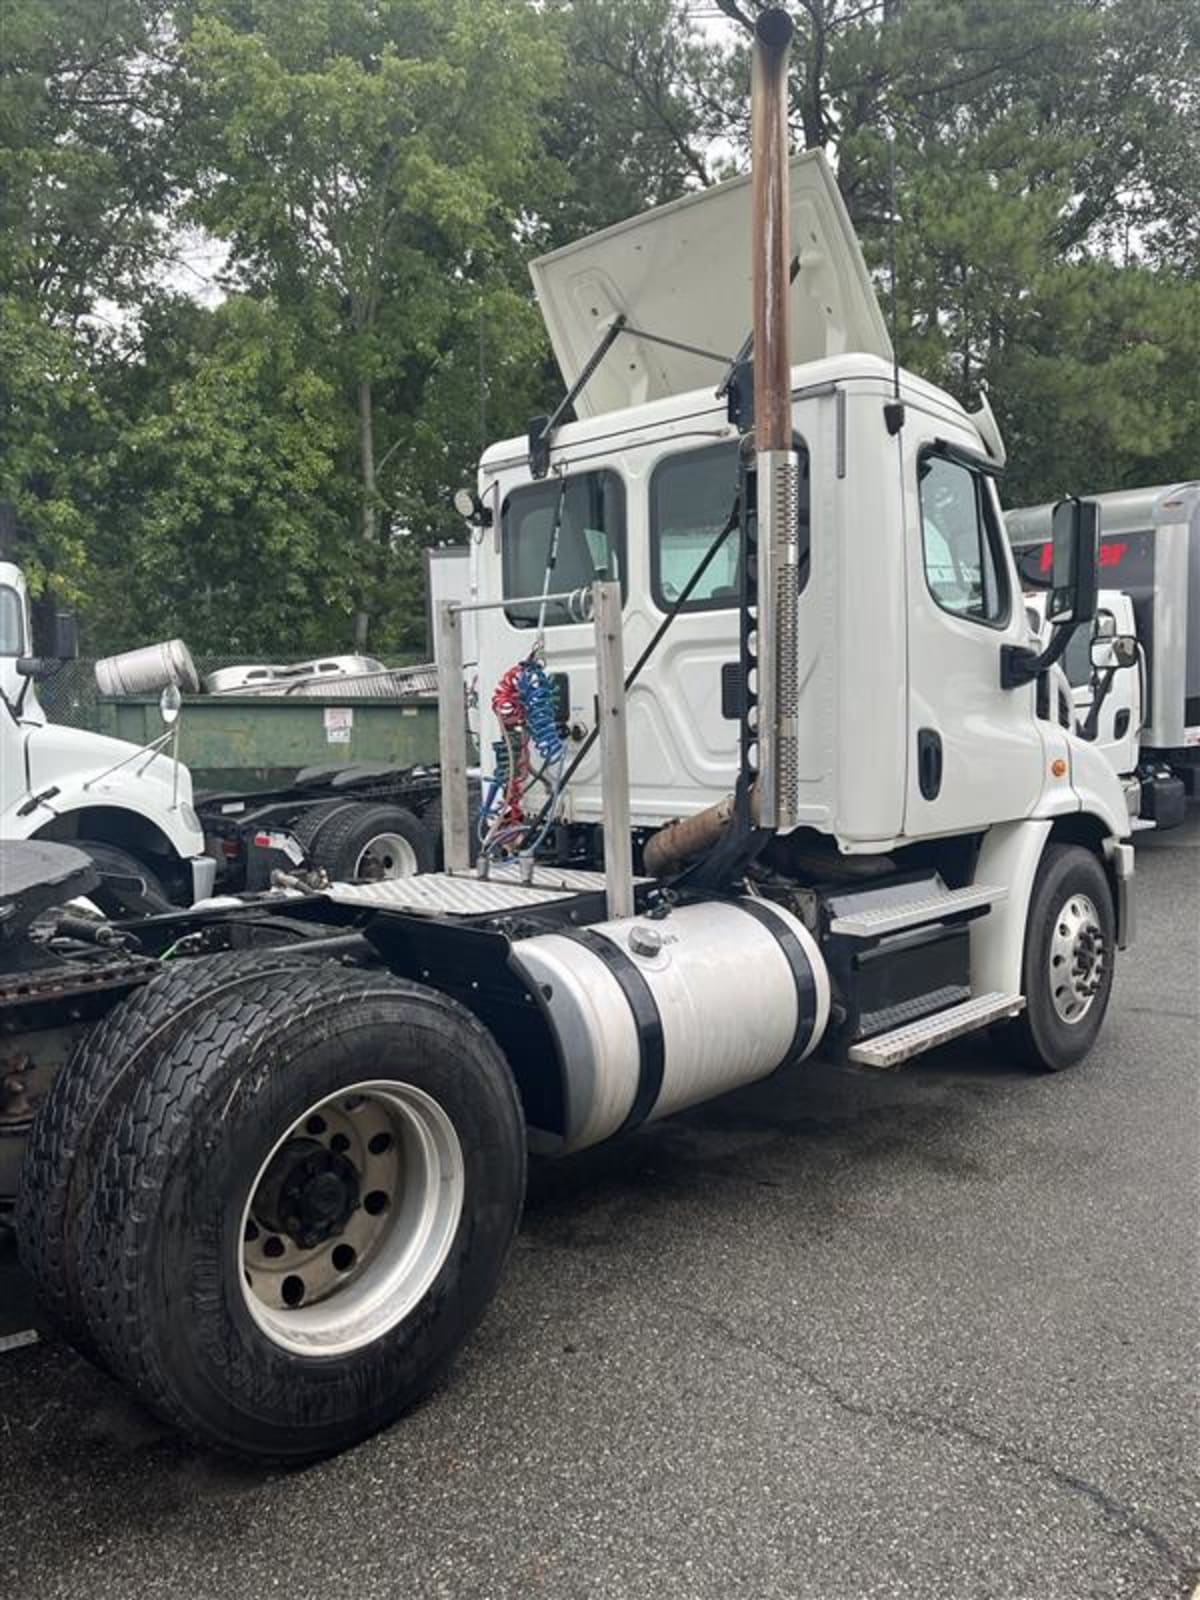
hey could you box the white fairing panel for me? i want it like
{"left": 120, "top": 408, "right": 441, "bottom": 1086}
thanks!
{"left": 970, "top": 819, "right": 1053, "bottom": 996}
{"left": 530, "top": 152, "right": 893, "bottom": 419}
{"left": 1146, "top": 518, "right": 1192, "bottom": 748}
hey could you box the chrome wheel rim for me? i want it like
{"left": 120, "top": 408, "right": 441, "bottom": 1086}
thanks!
{"left": 238, "top": 1080, "right": 464, "bottom": 1357}
{"left": 1048, "top": 892, "right": 1105, "bottom": 1024}
{"left": 354, "top": 832, "right": 419, "bottom": 880}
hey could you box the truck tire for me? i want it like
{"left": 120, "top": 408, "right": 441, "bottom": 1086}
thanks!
{"left": 997, "top": 843, "right": 1116, "bottom": 1072}
{"left": 16, "top": 948, "right": 332, "bottom": 1361}
{"left": 297, "top": 801, "right": 435, "bottom": 881}
{"left": 73, "top": 966, "right": 525, "bottom": 1461}
{"left": 75, "top": 840, "right": 173, "bottom": 917}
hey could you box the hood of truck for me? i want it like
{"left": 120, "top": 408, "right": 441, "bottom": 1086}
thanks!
{"left": 25, "top": 722, "right": 195, "bottom": 811}
{"left": 529, "top": 151, "right": 893, "bottom": 421}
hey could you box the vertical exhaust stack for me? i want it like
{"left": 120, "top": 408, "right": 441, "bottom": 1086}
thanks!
{"left": 751, "top": 7, "right": 800, "bottom": 833}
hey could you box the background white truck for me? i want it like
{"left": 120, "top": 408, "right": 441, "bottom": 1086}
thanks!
{"left": 1007, "top": 482, "right": 1199, "bottom": 829}
{"left": 1, "top": 9, "right": 1137, "bottom": 1465}
{"left": 1, "top": 559, "right": 447, "bottom": 902}
{"left": 0, "top": 559, "right": 214, "bottom": 911}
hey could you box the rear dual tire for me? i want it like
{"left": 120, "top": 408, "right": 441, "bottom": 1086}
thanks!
{"left": 294, "top": 802, "right": 435, "bottom": 881}
{"left": 20, "top": 961, "right": 525, "bottom": 1461}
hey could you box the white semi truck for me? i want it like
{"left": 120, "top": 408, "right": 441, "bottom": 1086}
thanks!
{"left": 1, "top": 560, "right": 446, "bottom": 898}
{"left": 3, "top": 10, "right": 1135, "bottom": 1462}
{"left": 0, "top": 560, "right": 215, "bottom": 910}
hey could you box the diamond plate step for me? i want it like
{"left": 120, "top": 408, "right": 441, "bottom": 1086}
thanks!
{"left": 829, "top": 882, "right": 1006, "bottom": 938}
{"left": 322, "top": 865, "right": 639, "bottom": 916}
{"left": 847, "top": 991, "right": 1025, "bottom": 1069}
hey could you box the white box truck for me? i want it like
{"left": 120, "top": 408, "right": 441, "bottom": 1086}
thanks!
{"left": 1008, "top": 482, "right": 1199, "bottom": 827}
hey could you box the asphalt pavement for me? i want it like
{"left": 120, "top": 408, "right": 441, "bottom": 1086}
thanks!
{"left": 1, "top": 816, "right": 1197, "bottom": 1600}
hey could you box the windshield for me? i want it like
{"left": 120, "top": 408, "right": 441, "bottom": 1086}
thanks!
{"left": 0, "top": 586, "right": 26, "bottom": 655}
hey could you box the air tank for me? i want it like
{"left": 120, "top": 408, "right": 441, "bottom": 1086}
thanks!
{"left": 510, "top": 896, "right": 829, "bottom": 1153}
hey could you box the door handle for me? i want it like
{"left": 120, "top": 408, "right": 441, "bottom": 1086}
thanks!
{"left": 917, "top": 728, "right": 943, "bottom": 800}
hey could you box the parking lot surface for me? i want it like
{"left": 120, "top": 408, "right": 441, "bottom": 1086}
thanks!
{"left": 1, "top": 816, "right": 1197, "bottom": 1600}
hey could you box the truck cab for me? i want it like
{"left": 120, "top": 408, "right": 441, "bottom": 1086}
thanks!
{"left": 469, "top": 154, "right": 1128, "bottom": 860}
{"left": 0, "top": 560, "right": 213, "bottom": 908}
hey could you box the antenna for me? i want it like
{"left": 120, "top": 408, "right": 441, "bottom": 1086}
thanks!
{"left": 883, "top": 125, "right": 905, "bottom": 436}
{"left": 887, "top": 128, "right": 900, "bottom": 402}
{"left": 478, "top": 296, "right": 487, "bottom": 452}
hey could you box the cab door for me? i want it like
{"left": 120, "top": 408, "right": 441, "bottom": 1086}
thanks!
{"left": 1063, "top": 595, "right": 1141, "bottom": 776}
{"left": 904, "top": 440, "right": 1045, "bottom": 836}
{"left": 625, "top": 437, "right": 744, "bottom": 820}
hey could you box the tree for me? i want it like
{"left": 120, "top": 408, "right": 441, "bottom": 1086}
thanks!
{"left": 179, "top": 0, "right": 560, "bottom": 648}
{"left": 0, "top": 0, "right": 182, "bottom": 325}
{"left": 86, "top": 295, "right": 356, "bottom": 653}
{"left": 532, "top": 0, "right": 730, "bottom": 250}
{"left": 691, "top": 0, "right": 1200, "bottom": 497}
{"left": 0, "top": 0, "right": 183, "bottom": 595}
{"left": 0, "top": 301, "right": 113, "bottom": 602}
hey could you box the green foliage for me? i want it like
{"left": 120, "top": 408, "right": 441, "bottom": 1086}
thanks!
{"left": 0, "top": 0, "right": 182, "bottom": 320}
{"left": 996, "top": 262, "right": 1200, "bottom": 503}
{"left": 0, "top": 0, "right": 1195, "bottom": 655}
{"left": 706, "top": 0, "right": 1200, "bottom": 502}
{"left": 88, "top": 296, "right": 355, "bottom": 653}
{"left": 0, "top": 302, "right": 112, "bottom": 599}
{"left": 174, "top": 0, "right": 560, "bottom": 647}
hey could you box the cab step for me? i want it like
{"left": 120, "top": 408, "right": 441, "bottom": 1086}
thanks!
{"left": 828, "top": 881, "right": 1006, "bottom": 939}
{"left": 846, "top": 991, "right": 1025, "bottom": 1069}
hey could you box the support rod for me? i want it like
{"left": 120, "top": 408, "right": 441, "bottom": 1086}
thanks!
{"left": 435, "top": 599, "right": 471, "bottom": 872}
{"left": 592, "top": 579, "right": 634, "bottom": 919}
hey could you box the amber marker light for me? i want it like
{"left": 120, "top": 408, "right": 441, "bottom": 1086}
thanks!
{"left": 1051, "top": 758, "right": 1068, "bottom": 778}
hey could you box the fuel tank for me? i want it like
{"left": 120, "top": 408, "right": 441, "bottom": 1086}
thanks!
{"left": 510, "top": 897, "right": 829, "bottom": 1152}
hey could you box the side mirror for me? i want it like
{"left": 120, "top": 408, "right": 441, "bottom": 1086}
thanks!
{"left": 159, "top": 682, "right": 182, "bottom": 725}
{"left": 53, "top": 610, "right": 79, "bottom": 661}
{"left": 30, "top": 605, "right": 79, "bottom": 661}
{"left": 1091, "top": 633, "right": 1137, "bottom": 671}
{"left": 1047, "top": 498, "right": 1099, "bottom": 626}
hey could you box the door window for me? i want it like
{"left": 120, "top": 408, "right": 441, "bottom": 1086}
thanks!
{"left": 650, "top": 442, "right": 741, "bottom": 611}
{"left": 650, "top": 439, "right": 811, "bottom": 612}
{"left": 502, "top": 471, "right": 625, "bottom": 627}
{"left": 918, "top": 453, "right": 1008, "bottom": 625}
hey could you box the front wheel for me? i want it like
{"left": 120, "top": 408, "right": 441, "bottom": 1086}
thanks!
{"left": 998, "top": 843, "right": 1116, "bottom": 1072}
{"left": 74, "top": 965, "right": 526, "bottom": 1461}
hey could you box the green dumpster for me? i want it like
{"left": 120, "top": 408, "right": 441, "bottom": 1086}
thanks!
{"left": 97, "top": 694, "right": 440, "bottom": 792}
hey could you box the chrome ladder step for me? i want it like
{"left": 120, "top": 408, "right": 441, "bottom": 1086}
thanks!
{"left": 829, "top": 882, "right": 1006, "bottom": 938}
{"left": 847, "top": 991, "right": 1025, "bottom": 1069}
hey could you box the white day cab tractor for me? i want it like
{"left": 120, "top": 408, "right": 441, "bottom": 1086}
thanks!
{"left": 3, "top": 9, "right": 1132, "bottom": 1463}
{"left": 0, "top": 561, "right": 215, "bottom": 912}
